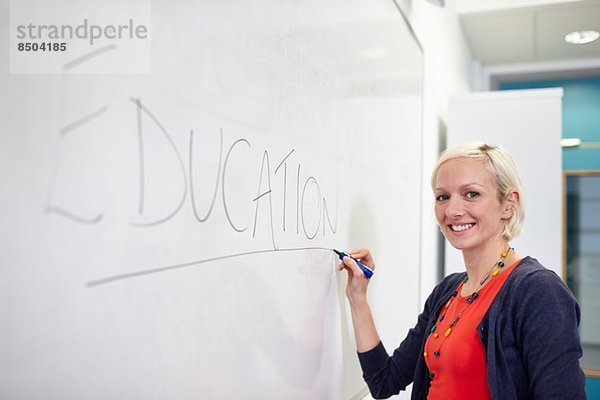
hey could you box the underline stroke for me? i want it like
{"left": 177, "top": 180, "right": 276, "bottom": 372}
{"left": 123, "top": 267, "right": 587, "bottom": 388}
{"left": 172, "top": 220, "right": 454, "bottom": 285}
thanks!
{"left": 86, "top": 246, "right": 333, "bottom": 288}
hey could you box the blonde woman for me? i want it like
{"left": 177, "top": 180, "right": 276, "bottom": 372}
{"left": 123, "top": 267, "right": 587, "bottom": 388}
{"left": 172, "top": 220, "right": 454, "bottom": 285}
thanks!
{"left": 338, "top": 143, "right": 585, "bottom": 399}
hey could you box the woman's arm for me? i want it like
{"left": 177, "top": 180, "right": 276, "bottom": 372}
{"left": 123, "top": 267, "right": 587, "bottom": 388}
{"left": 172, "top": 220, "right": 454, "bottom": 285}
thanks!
{"left": 338, "top": 249, "right": 444, "bottom": 398}
{"left": 516, "top": 270, "right": 586, "bottom": 399}
{"left": 337, "top": 248, "right": 381, "bottom": 352}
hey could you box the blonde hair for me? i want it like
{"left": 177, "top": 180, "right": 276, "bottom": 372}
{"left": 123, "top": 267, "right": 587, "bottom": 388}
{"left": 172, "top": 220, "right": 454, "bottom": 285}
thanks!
{"left": 430, "top": 142, "right": 524, "bottom": 241}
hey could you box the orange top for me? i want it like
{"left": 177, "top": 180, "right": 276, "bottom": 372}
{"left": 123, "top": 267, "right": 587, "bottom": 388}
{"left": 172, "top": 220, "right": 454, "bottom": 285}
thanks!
{"left": 424, "top": 259, "right": 521, "bottom": 400}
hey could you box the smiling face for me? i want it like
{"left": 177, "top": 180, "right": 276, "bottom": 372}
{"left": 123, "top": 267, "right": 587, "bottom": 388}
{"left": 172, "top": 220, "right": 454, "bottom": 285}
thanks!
{"left": 434, "top": 157, "right": 513, "bottom": 253}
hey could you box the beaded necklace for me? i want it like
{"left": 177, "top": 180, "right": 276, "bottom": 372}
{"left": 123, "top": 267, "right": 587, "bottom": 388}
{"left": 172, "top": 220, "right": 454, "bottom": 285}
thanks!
{"left": 424, "top": 247, "right": 513, "bottom": 359}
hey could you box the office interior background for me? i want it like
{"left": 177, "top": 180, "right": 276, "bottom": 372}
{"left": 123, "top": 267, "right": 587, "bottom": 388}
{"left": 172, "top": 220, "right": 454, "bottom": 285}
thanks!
{"left": 2, "top": 1, "right": 599, "bottom": 398}
{"left": 379, "top": 0, "right": 600, "bottom": 398}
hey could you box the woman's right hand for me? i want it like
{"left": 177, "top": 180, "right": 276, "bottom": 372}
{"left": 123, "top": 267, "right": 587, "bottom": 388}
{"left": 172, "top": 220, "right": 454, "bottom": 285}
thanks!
{"left": 337, "top": 248, "right": 381, "bottom": 352}
{"left": 336, "top": 248, "right": 376, "bottom": 305}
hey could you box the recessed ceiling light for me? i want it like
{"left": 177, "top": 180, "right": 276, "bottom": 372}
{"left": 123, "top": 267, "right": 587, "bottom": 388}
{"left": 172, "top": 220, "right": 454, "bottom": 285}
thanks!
{"left": 561, "top": 138, "right": 582, "bottom": 148}
{"left": 564, "top": 30, "right": 600, "bottom": 45}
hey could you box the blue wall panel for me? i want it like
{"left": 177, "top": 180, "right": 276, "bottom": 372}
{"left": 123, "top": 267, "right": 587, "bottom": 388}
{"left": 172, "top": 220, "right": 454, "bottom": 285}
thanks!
{"left": 501, "top": 76, "right": 600, "bottom": 397}
{"left": 500, "top": 77, "right": 600, "bottom": 171}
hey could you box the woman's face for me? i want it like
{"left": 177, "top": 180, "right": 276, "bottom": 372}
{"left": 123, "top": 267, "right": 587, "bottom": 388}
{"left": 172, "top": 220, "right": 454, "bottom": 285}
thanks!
{"left": 434, "top": 157, "right": 511, "bottom": 252}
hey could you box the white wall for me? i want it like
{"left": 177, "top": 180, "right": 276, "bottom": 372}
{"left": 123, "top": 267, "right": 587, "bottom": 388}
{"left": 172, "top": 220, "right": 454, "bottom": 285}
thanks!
{"left": 457, "top": 0, "right": 586, "bottom": 13}
{"left": 400, "top": 0, "right": 477, "bottom": 309}
{"left": 362, "top": 0, "right": 477, "bottom": 398}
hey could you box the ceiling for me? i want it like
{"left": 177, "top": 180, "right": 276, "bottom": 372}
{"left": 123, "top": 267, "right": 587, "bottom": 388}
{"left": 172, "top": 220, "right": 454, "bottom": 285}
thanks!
{"left": 459, "top": 0, "right": 600, "bottom": 66}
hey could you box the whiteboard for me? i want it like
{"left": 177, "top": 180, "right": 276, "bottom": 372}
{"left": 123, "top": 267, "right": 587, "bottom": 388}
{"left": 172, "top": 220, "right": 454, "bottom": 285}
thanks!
{"left": 0, "top": 0, "right": 423, "bottom": 398}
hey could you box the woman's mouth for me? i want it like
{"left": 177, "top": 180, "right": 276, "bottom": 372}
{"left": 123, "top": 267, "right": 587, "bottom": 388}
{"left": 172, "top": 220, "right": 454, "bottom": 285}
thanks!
{"left": 450, "top": 223, "right": 475, "bottom": 232}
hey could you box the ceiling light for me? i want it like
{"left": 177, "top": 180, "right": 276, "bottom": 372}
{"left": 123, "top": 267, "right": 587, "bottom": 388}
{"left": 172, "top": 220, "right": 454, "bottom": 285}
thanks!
{"left": 561, "top": 138, "right": 582, "bottom": 148}
{"left": 564, "top": 30, "right": 600, "bottom": 45}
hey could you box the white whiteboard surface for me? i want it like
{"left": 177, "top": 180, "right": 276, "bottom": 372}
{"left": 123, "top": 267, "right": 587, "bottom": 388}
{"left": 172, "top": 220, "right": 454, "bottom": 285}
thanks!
{"left": 446, "top": 88, "right": 563, "bottom": 277}
{"left": 0, "top": 1, "right": 423, "bottom": 399}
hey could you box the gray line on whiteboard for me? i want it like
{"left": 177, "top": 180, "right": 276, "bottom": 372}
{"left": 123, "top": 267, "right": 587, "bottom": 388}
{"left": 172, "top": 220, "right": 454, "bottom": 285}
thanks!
{"left": 222, "top": 138, "right": 250, "bottom": 232}
{"left": 322, "top": 163, "right": 338, "bottom": 235}
{"left": 63, "top": 44, "right": 117, "bottom": 71}
{"left": 252, "top": 190, "right": 272, "bottom": 202}
{"left": 59, "top": 106, "right": 108, "bottom": 136}
{"left": 86, "top": 246, "right": 333, "bottom": 287}
{"left": 45, "top": 104, "right": 107, "bottom": 225}
{"left": 283, "top": 163, "right": 287, "bottom": 231}
{"left": 130, "top": 98, "right": 189, "bottom": 227}
{"left": 274, "top": 149, "right": 295, "bottom": 174}
{"left": 296, "top": 164, "right": 301, "bottom": 234}
{"left": 190, "top": 128, "right": 223, "bottom": 222}
{"left": 252, "top": 151, "right": 276, "bottom": 250}
{"left": 45, "top": 206, "right": 103, "bottom": 224}
{"left": 301, "top": 177, "right": 321, "bottom": 240}
{"left": 322, "top": 198, "right": 337, "bottom": 235}
{"left": 275, "top": 149, "right": 293, "bottom": 233}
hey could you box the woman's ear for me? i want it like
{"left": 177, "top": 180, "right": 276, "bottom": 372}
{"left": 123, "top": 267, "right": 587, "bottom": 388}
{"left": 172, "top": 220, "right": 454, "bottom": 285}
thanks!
{"left": 502, "top": 190, "right": 520, "bottom": 219}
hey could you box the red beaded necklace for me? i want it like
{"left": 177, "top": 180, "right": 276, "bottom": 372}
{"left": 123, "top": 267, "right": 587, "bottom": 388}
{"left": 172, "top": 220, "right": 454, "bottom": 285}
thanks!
{"left": 424, "top": 247, "right": 513, "bottom": 359}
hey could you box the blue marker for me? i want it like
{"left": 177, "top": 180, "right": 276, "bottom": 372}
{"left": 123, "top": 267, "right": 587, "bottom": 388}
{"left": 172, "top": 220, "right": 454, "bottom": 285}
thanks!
{"left": 334, "top": 249, "right": 374, "bottom": 279}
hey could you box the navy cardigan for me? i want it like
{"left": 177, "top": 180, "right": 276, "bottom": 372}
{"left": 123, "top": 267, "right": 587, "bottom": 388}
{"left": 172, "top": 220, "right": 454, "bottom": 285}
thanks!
{"left": 357, "top": 257, "right": 586, "bottom": 399}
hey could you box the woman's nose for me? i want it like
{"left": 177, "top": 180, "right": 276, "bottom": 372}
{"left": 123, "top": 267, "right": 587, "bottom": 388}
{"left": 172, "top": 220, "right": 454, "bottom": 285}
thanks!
{"left": 445, "top": 196, "right": 464, "bottom": 218}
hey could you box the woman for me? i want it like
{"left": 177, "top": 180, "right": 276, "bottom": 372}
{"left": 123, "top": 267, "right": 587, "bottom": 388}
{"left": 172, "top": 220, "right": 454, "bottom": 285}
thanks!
{"left": 338, "top": 142, "right": 585, "bottom": 399}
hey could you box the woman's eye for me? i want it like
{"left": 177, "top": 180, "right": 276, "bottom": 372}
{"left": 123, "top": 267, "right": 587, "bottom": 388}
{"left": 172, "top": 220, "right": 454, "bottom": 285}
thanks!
{"left": 465, "top": 191, "right": 480, "bottom": 199}
{"left": 436, "top": 194, "right": 449, "bottom": 202}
